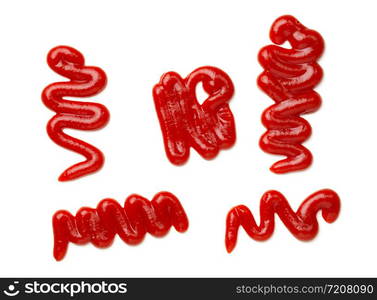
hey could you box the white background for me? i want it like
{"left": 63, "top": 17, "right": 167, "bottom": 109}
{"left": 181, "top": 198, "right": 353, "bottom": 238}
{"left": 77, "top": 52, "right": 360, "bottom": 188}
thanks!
{"left": 0, "top": 0, "right": 376, "bottom": 277}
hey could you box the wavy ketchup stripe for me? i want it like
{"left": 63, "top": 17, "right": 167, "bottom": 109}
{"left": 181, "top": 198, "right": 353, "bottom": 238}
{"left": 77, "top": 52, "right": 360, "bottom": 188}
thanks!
{"left": 53, "top": 192, "right": 189, "bottom": 261}
{"left": 258, "top": 15, "right": 324, "bottom": 173}
{"left": 41, "top": 46, "right": 110, "bottom": 181}
{"left": 225, "top": 189, "right": 340, "bottom": 253}
{"left": 153, "top": 66, "right": 236, "bottom": 165}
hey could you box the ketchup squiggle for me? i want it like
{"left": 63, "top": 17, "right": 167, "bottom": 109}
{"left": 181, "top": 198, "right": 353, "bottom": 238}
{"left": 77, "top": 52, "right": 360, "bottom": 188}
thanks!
{"left": 258, "top": 15, "right": 324, "bottom": 173}
{"left": 153, "top": 66, "right": 236, "bottom": 165}
{"left": 53, "top": 192, "right": 189, "bottom": 261}
{"left": 42, "top": 46, "right": 110, "bottom": 181}
{"left": 225, "top": 189, "right": 340, "bottom": 253}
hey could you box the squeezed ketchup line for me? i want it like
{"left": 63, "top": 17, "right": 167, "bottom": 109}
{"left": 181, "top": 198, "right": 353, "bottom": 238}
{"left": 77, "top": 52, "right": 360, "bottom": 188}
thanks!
{"left": 258, "top": 15, "right": 324, "bottom": 173}
{"left": 153, "top": 66, "right": 236, "bottom": 165}
{"left": 225, "top": 189, "right": 340, "bottom": 253}
{"left": 53, "top": 192, "right": 189, "bottom": 261}
{"left": 41, "top": 46, "right": 110, "bottom": 181}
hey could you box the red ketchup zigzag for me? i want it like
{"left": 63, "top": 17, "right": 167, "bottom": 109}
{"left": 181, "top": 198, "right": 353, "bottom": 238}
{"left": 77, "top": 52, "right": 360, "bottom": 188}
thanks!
{"left": 225, "top": 189, "right": 340, "bottom": 253}
{"left": 42, "top": 46, "right": 110, "bottom": 181}
{"left": 258, "top": 15, "right": 324, "bottom": 173}
{"left": 153, "top": 66, "right": 236, "bottom": 165}
{"left": 53, "top": 192, "right": 189, "bottom": 261}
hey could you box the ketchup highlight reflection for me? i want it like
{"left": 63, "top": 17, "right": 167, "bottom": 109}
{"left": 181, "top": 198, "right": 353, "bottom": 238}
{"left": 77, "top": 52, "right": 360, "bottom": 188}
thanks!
{"left": 42, "top": 46, "right": 110, "bottom": 181}
{"left": 53, "top": 192, "right": 189, "bottom": 261}
{"left": 153, "top": 66, "right": 236, "bottom": 165}
{"left": 225, "top": 189, "right": 340, "bottom": 253}
{"left": 258, "top": 15, "right": 324, "bottom": 173}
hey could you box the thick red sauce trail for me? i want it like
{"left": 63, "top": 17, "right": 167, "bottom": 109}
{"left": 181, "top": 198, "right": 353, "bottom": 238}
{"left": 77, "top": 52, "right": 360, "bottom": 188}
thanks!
{"left": 153, "top": 66, "right": 236, "bottom": 165}
{"left": 53, "top": 192, "right": 189, "bottom": 261}
{"left": 41, "top": 46, "right": 110, "bottom": 181}
{"left": 258, "top": 15, "right": 324, "bottom": 173}
{"left": 225, "top": 189, "right": 340, "bottom": 253}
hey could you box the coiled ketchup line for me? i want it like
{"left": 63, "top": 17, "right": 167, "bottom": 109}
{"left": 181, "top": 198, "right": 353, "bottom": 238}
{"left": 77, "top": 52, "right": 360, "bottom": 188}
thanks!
{"left": 258, "top": 15, "right": 324, "bottom": 173}
{"left": 53, "top": 192, "right": 189, "bottom": 261}
{"left": 153, "top": 66, "right": 236, "bottom": 165}
{"left": 41, "top": 46, "right": 110, "bottom": 181}
{"left": 225, "top": 189, "right": 340, "bottom": 253}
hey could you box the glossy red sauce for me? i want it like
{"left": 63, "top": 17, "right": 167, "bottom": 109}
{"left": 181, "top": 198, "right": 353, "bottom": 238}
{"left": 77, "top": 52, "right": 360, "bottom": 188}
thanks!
{"left": 153, "top": 66, "right": 236, "bottom": 165}
{"left": 53, "top": 192, "right": 189, "bottom": 261}
{"left": 225, "top": 189, "right": 340, "bottom": 253}
{"left": 258, "top": 15, "right": 324, "bottom": 173}
{"left": 42, "top": 46, "right": 110, "bottom": 181}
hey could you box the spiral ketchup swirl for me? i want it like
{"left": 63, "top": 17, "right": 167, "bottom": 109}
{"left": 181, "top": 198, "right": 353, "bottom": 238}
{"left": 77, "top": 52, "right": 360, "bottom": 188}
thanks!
{"left": 258, "top": 15, "right": 324, "bottom": 173}
{"left": 53, "top": 192, "right": 189, "bottom": 261}
{"left": 42, "top": 46, "right": 110, "bottom": 181}
{"left": 153, "top": 66, "right": 236, "bottom": 165}
{"left": 225, "top": 189, "right": 340, "bottom": 253}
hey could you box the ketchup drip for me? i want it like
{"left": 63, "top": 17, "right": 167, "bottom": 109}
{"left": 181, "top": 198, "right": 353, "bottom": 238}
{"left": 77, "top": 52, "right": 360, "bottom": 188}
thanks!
{"left": 258, "top": 15, "right": 324, "bottom": 173}
{"left": 53, "top": 192, "right": 189, "bottom": 261}
{"left": 153, "top": 66, "right": 236, "bottom": 165}
{"left": 225, "top": 189, "right": 340, "bottom": 253}
{"left": 42, "top": 46, "right": 110, "bottom": 181}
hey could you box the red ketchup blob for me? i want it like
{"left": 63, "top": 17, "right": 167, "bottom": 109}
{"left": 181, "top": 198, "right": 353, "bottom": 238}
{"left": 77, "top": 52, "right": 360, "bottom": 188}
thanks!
{"left": 257, "top": 15, "right": 324, "bottom": 173}
{"left": 53, "top": 192, "right": 189, "bottom": 261}
{"left": 225, "top": 189, "right": 340, "bottom": 253}
{"left": 153, "top": 66, "right": 236, "bottom": 165}
{"left": 41, "top": 46, "right": 110, "bottom": 181}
